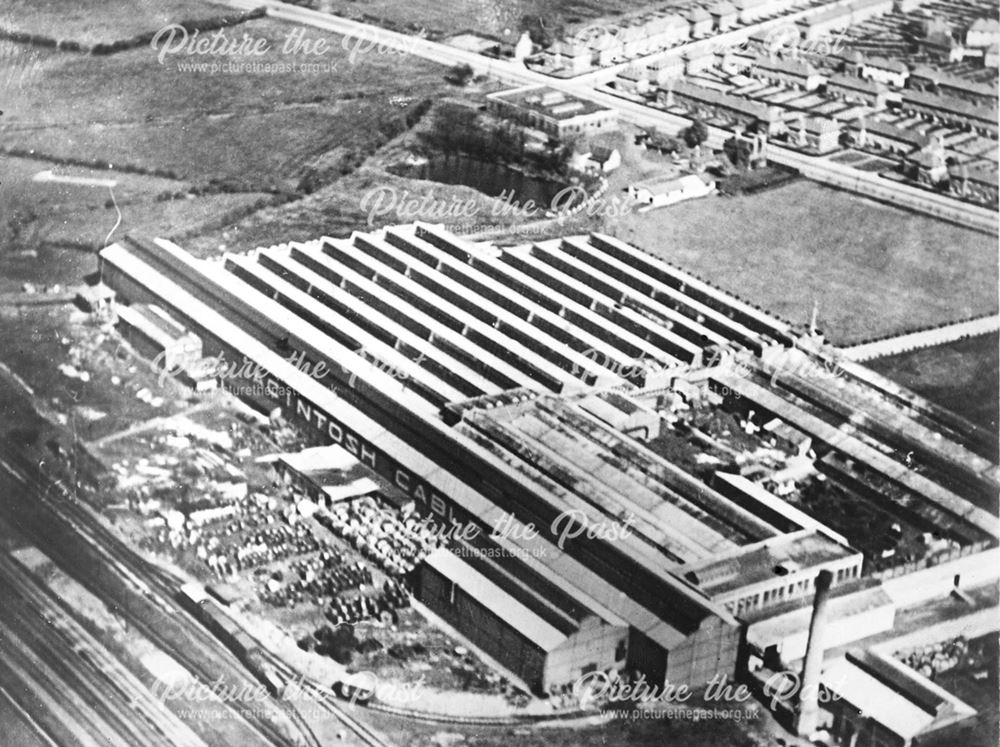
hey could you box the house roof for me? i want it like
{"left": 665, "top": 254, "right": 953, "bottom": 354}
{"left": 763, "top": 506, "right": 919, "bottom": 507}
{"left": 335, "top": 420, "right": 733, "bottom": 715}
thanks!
{"left": 803, "top": 116, "right": 842, "bottom": 134}
{"left": 902, "top": 89, "right": 998, "bottom": 122}
{"left": 666, "top": 79, "right": 780, "bottom": 121}
{"left": 753, "top": 53, "right": 818, "bottom": 78}
{"left": 910, "top": 67, "right": 997, "bottom": 98}
{"left": 617, "top": 65, "right": 648, "bottom": 82}
{"left": 864, "top": 56, "right": 908, "bottom": 74}
{"left": 710, "top": 1, "right": 738, "bottom": 16}
{"left": 590, "top": 145, "right": 619, "bottom": 163}
{"left": 847, "top": 119, "right": 930, "bottom": 148}
{"left": 826, "top": 73, "right": 887, "bottom": 95}
{"left": 800, "top": 6, "right": 851, "bottom": 27}
{"left": 634, "top": 173, "right": 712, "bottom": 195}
{"left": 951, "top": 162, "right": 999, "bottom": 185}
{"left": 969, "top": 18, "right": 1000, "bottom": 34}
{"left": 686, "top": 7, "right": 712, "bottom": 22}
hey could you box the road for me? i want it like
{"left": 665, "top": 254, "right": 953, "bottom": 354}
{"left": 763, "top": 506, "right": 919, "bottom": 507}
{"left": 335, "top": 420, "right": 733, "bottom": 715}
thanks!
{"left": 215, "top": 0, "right": 997, "bottom": 233}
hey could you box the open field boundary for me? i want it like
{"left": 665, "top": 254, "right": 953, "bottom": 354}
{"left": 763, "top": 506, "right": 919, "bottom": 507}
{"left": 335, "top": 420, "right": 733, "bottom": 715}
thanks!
{"left": 839, "top": 314, "right": 1000, "bottom": 362}
{"left": 0, "top": 7, "right": 265, "bottom": 55}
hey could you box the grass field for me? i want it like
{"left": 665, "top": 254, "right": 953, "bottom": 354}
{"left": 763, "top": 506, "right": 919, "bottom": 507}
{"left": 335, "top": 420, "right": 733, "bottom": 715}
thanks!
{"left": 1, "top": 10, "right": 453, "bottom": 263}
{"left": 315, "top": 0, "right": 640, "bottom": 40}
{"left": 2, "top": 17, "right": 450, "bottom": 190}
{"left": 0, "top": 0, "right": 236, "bottom": 46}
{"left": 613, "top": 181, "right": 998, "bottom": 345}
{"left": 866, "top": 333, "right": 999, "bottom": 435}
{"left": 0, "top": 155, "right": 274, "bottom": 253}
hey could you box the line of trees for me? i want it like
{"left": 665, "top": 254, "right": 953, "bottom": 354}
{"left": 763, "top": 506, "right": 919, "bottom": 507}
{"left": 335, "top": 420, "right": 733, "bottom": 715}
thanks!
{"left": 421, "top": 102, "right": 577, "bottom": 175}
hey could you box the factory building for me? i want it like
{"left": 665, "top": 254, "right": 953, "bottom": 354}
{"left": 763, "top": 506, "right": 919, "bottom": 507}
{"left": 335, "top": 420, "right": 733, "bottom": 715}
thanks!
{"left": 114, "top": 302, "right": 202, "bottom": 371}
{"left": 416, "top": 548, "right": 629, "bottom": 691}
{"left": 96, "top": 223, "right": 998, "bottom": 699}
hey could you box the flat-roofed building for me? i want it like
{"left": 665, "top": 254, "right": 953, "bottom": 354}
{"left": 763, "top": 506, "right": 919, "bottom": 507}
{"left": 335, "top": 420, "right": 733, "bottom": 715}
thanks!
{"left": 681, "top": 528, "right": 863, "bottom": 617}
{"left": 746, "top": 585, "right": 896, "bottom": 663}
{"left": 486, "top": 86, "right": 617, "bottom": 138}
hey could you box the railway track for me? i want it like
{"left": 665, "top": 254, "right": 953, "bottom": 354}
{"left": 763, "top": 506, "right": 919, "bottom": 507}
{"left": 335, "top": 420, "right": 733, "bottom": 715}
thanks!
{"left": 0, "top": 443, "right": 405, "bottom": 747}
{"left": 0, "top": 450, "right": 308, "bottom": 747}
{"left": 0, "top": 560, "right": 187, "bottom": 746}
{"left": 265, "top": 655, "right": 392, "bottom": 747}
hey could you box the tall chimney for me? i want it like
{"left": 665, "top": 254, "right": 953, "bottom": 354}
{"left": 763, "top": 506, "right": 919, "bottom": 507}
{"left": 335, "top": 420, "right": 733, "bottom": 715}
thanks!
{"left": 796, "top": 569, "right": 833, "bottom": 737}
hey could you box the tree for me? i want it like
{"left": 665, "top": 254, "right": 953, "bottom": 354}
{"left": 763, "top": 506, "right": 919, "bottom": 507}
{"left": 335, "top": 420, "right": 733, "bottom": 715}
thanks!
{"left": 425, "top": 102, "right": 481, "bottom": 152}
{"left": 0, "top": 192, "right": 45, "bottom": 253}
{"left": 444, "top": 63, "right": 474, "bottom": 86}
{"left": 682, "top": 119, "right": 709, "bottom": 148}
{"left": 723, "top": 136, "right": 752, "bottom": 170}
{"left": 647, "top": 129, "right": 682, "bottom": 154}
{"left": 521, "top": 13, "right": 565, "bottom": 49}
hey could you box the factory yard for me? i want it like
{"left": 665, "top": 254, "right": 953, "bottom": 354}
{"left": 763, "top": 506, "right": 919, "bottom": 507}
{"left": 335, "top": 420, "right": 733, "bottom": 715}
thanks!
{"left": 90, "top": 399, "right": 528, "bottom": 703}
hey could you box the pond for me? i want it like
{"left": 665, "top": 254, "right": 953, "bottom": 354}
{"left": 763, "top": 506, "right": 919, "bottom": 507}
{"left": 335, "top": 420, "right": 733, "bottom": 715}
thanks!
{"left": 406, "top": 153, "right": 578, "bottom": 215}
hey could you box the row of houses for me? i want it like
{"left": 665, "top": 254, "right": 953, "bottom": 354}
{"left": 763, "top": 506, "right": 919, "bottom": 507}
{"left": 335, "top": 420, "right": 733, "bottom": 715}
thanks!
{"left": 544, "top": 0, "right": 807, "bottom": 74}
{"left": 657, "top": 75, "right": 992, "bottom": 138}
{"left": 797, "top": 0, "right": 894, "bottom": 41}
{"left": 904, "top": 151, "right": 999, "bottom": 207}
{"left": 622, "top": 41, "right": 996, "bottom": 105}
